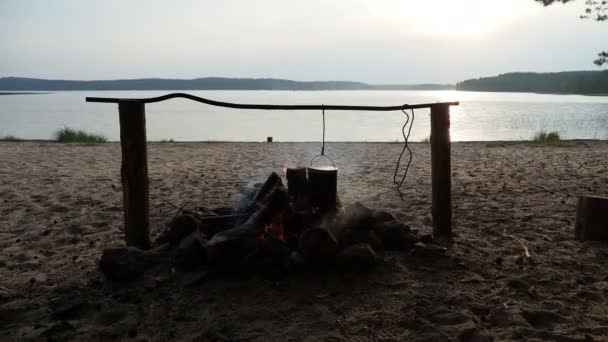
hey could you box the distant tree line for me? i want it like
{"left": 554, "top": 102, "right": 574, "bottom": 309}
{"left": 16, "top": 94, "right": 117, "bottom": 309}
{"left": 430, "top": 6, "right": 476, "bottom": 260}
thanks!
{"left": 456, "top": 71, "right": 608, "bottom": 94}
{"left": 0, "top": 77, "right": 453, "bottom": 91}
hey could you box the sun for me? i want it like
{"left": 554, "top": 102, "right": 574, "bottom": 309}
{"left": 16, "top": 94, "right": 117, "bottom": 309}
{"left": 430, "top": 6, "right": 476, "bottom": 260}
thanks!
{"left": 394, "top": 0, "right": 527, "bottom": 37}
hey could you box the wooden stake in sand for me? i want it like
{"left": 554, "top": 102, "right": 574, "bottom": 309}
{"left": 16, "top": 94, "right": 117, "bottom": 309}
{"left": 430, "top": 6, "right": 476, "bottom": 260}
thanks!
{"left": 118, "top": 100, "right": 151, "bottom": 249}
{"left": 575, "top": 196, "right": 608, "bottom": 241}
{"left": 431, "top": 103, "right": 452, "bottom": 239}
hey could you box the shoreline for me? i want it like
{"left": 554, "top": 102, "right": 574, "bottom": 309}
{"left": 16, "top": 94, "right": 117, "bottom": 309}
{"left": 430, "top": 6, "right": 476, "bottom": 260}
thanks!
{"left": 1, "top": 139, "right": 606, "bottom": 145}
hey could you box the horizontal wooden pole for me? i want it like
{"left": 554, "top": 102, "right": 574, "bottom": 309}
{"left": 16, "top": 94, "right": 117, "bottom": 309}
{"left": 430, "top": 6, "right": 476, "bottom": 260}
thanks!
{"left": 86, "top": 93, "right": 458, "bottom": 111}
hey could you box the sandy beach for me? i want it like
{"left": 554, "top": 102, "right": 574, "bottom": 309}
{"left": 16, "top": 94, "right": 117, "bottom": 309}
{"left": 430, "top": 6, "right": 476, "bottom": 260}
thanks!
{"left": 1, "top": 141, "right": 608, "bottom": 341}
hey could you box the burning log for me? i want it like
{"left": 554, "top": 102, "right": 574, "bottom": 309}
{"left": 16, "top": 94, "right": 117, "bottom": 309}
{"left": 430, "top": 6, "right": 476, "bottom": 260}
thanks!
{"left": 199, "top": 213, "right": 249, "bottom": 237}
{"left": 298, "top": 227, "right": 338, "bottom": 262}
{"left": 206, "top": 174, "right": 288, "bottom": 266}
{"left": 244, "top": 237, "right": 290, "bottom": 279}
{"left": 235, "top": 172, "right": 284, "bottom": 220}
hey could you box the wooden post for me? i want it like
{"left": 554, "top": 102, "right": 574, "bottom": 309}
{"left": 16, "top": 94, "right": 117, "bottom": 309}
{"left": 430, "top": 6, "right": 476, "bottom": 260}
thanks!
{"left": 575, "top": 196, "right": 608, "bottom": 241}
{"left": 118, "top": 100, "right": 150, "bottom": 249}
{"left": 430, "top": 104, "right": 452, "bottom": 239}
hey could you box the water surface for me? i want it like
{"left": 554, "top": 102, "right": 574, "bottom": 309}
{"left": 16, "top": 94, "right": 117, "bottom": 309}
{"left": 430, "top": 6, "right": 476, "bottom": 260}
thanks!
{"left": 1, "top": 90, "right": 607, "bottom": 141}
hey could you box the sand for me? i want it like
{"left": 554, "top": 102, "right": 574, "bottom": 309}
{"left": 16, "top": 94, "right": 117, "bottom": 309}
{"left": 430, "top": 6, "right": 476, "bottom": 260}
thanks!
{"left": 1, "top": 141, "right": 608, "bottom": 341}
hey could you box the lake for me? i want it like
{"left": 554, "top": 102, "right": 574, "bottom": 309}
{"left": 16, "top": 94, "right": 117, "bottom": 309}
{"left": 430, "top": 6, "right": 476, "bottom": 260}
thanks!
{"left": 1, "top": 90, "right": 607, "bottom": 142}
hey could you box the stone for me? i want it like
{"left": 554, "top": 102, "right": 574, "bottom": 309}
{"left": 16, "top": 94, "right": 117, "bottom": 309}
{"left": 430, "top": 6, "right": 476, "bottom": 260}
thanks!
{"left": 288, "top": 251, "right": 307, "bottom": 272}
{"left": 341, "top": 202, "right": 376, "bottom": 231}
{"left": 420, "top": 234, "right": 433, "bottom": 244}
{"left": 336, "top": 243, "right": 377, "bottom": 273}
{"left": 174, "top": 232, "right": 206, "bottom": 271}
{"left": 338, "top": 227, "right": 382, "bottom": 249}
{"left": 99, "top": 247, "right": 165, "bottom": 282}
{"left": 372, "top": 210, "right": 397, "bottom": 223}
{"left": 374, "top": 221, "right": 418, "bottom": 250}
{"left": 412, "top": 242, "right": 447, "bottom": 258}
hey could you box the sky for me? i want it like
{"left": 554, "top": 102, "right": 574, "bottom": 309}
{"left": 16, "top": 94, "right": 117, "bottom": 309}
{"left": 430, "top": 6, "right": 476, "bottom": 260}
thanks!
{"left": 0, "top": 0, "right": 606, "bottom": 84}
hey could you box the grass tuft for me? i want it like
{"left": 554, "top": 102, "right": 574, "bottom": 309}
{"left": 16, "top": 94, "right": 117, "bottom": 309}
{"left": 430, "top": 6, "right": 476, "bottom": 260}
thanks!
{"left": 55, "top": 127, "right": 107, "bottom": 143}
{"left": 532, "top": 130, "right": 561, "bottom": 144}
{"left": 0, "top": 135, "right": 22, "bottom": 142}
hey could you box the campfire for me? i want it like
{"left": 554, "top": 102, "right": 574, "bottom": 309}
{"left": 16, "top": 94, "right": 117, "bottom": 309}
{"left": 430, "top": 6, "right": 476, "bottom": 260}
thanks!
{"left": 99, "top": 165, "right": 430, "bottom": 283}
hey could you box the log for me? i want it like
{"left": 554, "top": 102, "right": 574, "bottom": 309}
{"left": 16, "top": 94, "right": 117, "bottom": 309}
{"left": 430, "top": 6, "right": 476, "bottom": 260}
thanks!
{"left": 575, "top": 196, "right": 608, "bottom": 241}
{"left": 298, "top": 227, "right": 338, "bottom": 262}
{"left": 206, "top": 183, "right": 288, "bottom": 265}
{"left": 118, "top": 100, "right": 150, "bottom": 249}
{"left": 173, "top": 231, "right": 206, "bottom": 271}
{"left": 285, "top": 167, "right": 309, "bottom": 202}
{"left": 245, "top": 237, "right": 290, "bottom": 279}
{"left": 336, "top": 243, "right": 377, "bottom": 273}
{"left": 430, "top": 103, "right": 452, "bottom": 240}
{"left": 98, "top": 247, "right": 165, "bottom": 282}
{"left": 374, "top": 221, "right": 418, "bottom": 251}
{"left": 234, "top": 172, "right": 284, "bottom": 222}
{"left": 155, "top": 213, "right": 201, "bottom": 246}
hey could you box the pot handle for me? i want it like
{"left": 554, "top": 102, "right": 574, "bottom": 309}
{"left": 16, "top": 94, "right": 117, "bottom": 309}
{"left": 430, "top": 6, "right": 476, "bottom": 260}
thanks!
{"left": 309, "top": 154, "right": 336, "bottom": 169}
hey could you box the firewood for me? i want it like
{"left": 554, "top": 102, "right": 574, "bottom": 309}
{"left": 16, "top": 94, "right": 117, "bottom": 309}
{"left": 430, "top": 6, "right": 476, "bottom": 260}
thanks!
{"left": 575, "top": 196, "right": 608, "bottom": 241}
{"left": 374, "top": 221, "right": 418, "bottom": 251}
{"left": 244, "top": 237, "right": 290, "bottom": 279}
{"left": 336, "top": 243, "right": 377, "bottom": 273}
{"left": 173, "top": 232, "right": 206, "bottom": 271}
{"left": 206, "top": 183, "right": 288, "bottom": 265}
{"left": 155, "top": 213, "right": 201, "bottom": 246}
{"left": 99, "top": 247, "right": 166, "bottom": 282}
{"left": 338, "top": 227, "right": 382, "bottom": 250}
{"left": 298, "top": 227, "right": 338, "bottom": 262}
{"left": 285, "top": 167, "right": 308, "bottom": 201}
{"left": 234, "top": 172, "right": 284, "bottom": 222}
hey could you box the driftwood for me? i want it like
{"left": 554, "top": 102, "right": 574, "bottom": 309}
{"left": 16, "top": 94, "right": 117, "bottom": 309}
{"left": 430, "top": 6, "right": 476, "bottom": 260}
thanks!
{"left": 575, "top": 196, "right": 608, "bottom": 241}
